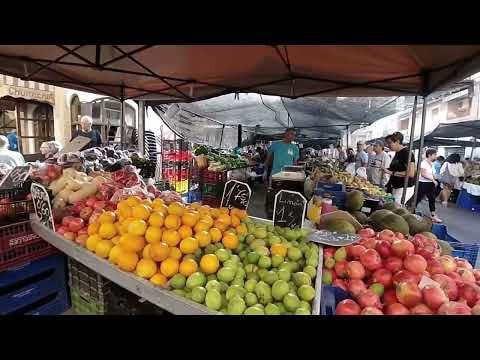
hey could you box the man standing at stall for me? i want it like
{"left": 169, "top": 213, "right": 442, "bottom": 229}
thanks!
{"left": 367, "top": 141, "right": 391, "bottom": 188}
{"left": 265, "top": 128, "right": 299, "bottom": 182}
{"left": 71, "top": 115, "right": 102, "bottom": 150}
{"left": 355, "top": 140, "right": 369, "bottom": 170}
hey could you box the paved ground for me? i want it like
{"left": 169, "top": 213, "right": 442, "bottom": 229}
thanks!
{"left": 247, "top": 182, "right": 268, "bottom": 219}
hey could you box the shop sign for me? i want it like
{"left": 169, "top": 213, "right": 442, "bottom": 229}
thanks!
{"left": 6, "top": 85, "right": 55, "bottom": 104}
{"left": 273, "top": 190, "right": 307, "bottom": 229}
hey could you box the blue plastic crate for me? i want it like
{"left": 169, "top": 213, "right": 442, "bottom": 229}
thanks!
{"left": 320, "top": 285, "right": 352, "bottom": 315}
{"left": 0, "top": 255, "right": 68, "bottom": 315}
{"left": 25, "top": 289, "right": 70, "bottom": 315}
{"left": 187, "top": 190, "right": 202, "bottom": 203}
{"left": 431, "top": 224, "right": 447, "bottom": 240}
{"left": 456, "top": 189, "right": 480, "bottom": 211}
{"left": 316, "top": 182, "right": 345, "bottom": 192}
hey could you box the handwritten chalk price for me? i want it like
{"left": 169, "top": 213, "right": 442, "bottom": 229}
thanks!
{"left": 0, "top": 165, "right": 30, "bottom": 189}
{"left": 31, "top": 183, "right": 55, "bottom": 231}
{"left": 221, "top": 180, "right": 252, "bottom": 210}
{"left": 273, "top": 190, "right": 307, "bottom": 229}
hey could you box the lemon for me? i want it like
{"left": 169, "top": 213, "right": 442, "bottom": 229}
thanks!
{"left": 95, "top": 240, "right": 114, "bottom": 258}
{"left": 132, "top": 204, "right": 151, "bottom": 220}
{"left": 109, "top": 245, "right": 124, "bottom": 264}
{"left": 136, "top": 259, "right": 158, "bottom": 279}
{"left": 127, "top": 219, "right": 147, "bottom": 236}
{"left": 98, "top": 223, "right": 117, "bottom": 239}
{"left": 145, "top": 226, "right": 163, "bottom": 243}
{"left": 86, "top": 235, "right": 102, "bottom": 252}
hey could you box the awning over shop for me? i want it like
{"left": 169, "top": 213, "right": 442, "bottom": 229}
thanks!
{"left": 1, "top": 45, "right": 480, "bottom": 102}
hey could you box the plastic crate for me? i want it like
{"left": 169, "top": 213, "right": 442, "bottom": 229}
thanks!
{"left": 314, "top": 189, "right": 346, "bottom": 209}
{"left": 0, "top": 255, "right": 68, "bottom": 315}
{"left": 25, "top": 289, "right": 70, "bottom": 315}
{"left": 443, "top": 234, "right": 480, "bottom": 269}
{"left": 456, "top": 189, "right": 480, "bottom": 211}
{"left": 201, "top": 170, "right": 227, "bottom": 184}
{"left": 0, "top": 188, "right": 34, "bottom": 226}
{"left": 316, "top": 182, "right": 345, "bottom": 192}
{"left": 431, "top": 223, "right": 447, "bottom": 240}
{"left": 320, "top": 285, "right": 352, "bottom": 315}
{"left": 187, "top": 191, "right": 202, "bottom": 203}
{"left": 106, "top": 283, "right": 166, "bottom": 315}
{"left": 0, "top": 221, "right": 58, "bottom": 271}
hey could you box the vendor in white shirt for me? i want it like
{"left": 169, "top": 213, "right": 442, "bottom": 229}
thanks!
{"left": 438, "top": 153, "right": 464, "bottom": 207}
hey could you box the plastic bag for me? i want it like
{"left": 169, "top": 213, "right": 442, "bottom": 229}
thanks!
{"left": 110, "top": 186, "right": 154, "bottom": 204}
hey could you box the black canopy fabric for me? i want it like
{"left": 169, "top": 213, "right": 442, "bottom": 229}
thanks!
{"left": 411, "top": 120, "right": 480, "bottom": 147}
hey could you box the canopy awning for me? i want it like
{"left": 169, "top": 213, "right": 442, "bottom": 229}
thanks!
{"left": 1, "top": 45, "right": 480, "bottom": 102}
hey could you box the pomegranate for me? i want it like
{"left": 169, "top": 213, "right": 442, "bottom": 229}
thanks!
{"left": 332, "top": 279, "right": 348, "bottom": 291}
{"left": 376, "top": 240, "right": 392, "bottom": 258}
{"left": 348, "top": 279, "right": 368, "bottom": 298}
{"left": 357, "top": 290, "right": 382, "bottom": 309}
{"left": 385, "top": 302, "right": 410, "bottom": 315}
{"left": 361, "top": 307, "right": 384, "bottom": 315}
{"left": 471, "top": 303, "right": 480, "bottom": 315}
{"left": 403, "top": 254, "right": 428, "bottom": 274}
{"left": 348, "top": 245, "right": 366, "bottom": 260}
{"left": 383, "top": 289, "right": 398, "bottom": 305}
{"left": 455, "top": 258, "right": 473, "bottom": 270}
{"left": 427, "top": 259, "right": 444, "bottom": 275}
{"left": 360, "top": 237, "right": 377, "bottom": 249}
{"left": 458, "top": 268, "right": 476, "bottom": 284}
{"left": 432, "top": 274, "right": 459, "bottom": 301}
{"left": 384, "top": 256, "right": 403, "bottom": 273}
{"left": 437, "top": 301, "right": 472, "bottom": 315}
{"left": 396, "top": 282, "right": 422, "bottom": 308}
{"left": 393, "top": 270, "right": 420, "bottom": 286}
{"left": 323, "top": 247, "right": 335, "bottom": 259}
{"left": 410, "top": 304, "right": 434, "bottom": 315}
{"left": 458, "top": 283, "right": 480, "bottom": 307}
{"left": 422, "top": 284, "right": 449, "bottom": 311}
{"left": 391, "top": 239, "right": 415, "bottom": 258}
{"left": 358, "top": 228, "right": 375, "bottom": 239}
{"left": 334, "top": 261, "right": 348, "bottom": 279}
{"left": 359, "top": 249, "right": 382, "bottom": 271}
{"left": 377, "top": 229, "right": 395, "bottom": 242}
{"left": 372, "top": 268, "right": 393, "bottom": 288}
{"left": 439, "top": 255, "right": 457, "bottom": 274}
{"left": 336, "top": 299, "right": 361, "bottom": 315}
{"left": 68, "top": 218, "right": 85, "bottom": 233}
{"left": 346, "top": 261, "right": 366, "bottom": 280}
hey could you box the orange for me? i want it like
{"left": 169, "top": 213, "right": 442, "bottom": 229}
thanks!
{"left": 214, "top": 220, "right": 228, "bottom": 232}
{"left": 149, "top": 242, "right": 170, "bottom": 262}
{"left": 114, "top": 222, "right": 123, "bottom": 235}
{"left": 231, "top": 215, "right": 241, "bottom": 227}
{"left": 99, "top": 211, "right": 116, "bottom": 224}
{"left": 168, "top": 202, "right": 185, "bottom": 216}
{"left": 152, "top": 198, "right": 165, "bottom": 207}
{"left": 150, "top": 273, "right": 168, "bottom": 288}
{"left": 132, "top": 204, "right": 151, "bottom": 220}
{"left": 127, "top": 219, "right": 147, "bottom": 236}
{"left": 95, "top": 240, "right": 113, "bottom": 258}
{"left": 117, "top": 200, "right": 130, "bottom": 211}
{"left": 164, "top": 214, "right": 181, "bottom": 230}
{"left": 201, "top": 215, "right": 214, "bottom": 227}
{"left": 237, "top": 209, "right": 248, "bottom": 220}
{"left": 195, "top": 231, "right": 212, "bottom": 248}
{"left": 222, "top": 233, "right": 239, "bottom": 250}
{"left": 136, "top": 258, "right": 157, "bottom": 279}
{"left": 98, "top": 223, "right": 117, "bottom": 239}
{"left": 119, "top": 233, "right": 145, "bottom": 253}
{"left": 190, "top": 202, "right": 202, "bottom": 210}
{"left": 199, "top": 254, "right": 220, "bottom": 274}
{"left": 217, "top": 213, "right": 232, "bottom": 226}
{"left": 169, "top": 247, "right": 183, "bottom": 261}
{"left": 117, "top": 251, "right": 139, "bottom": 272}
{"left": 145, "top": 226, "right": 163, "bottom": 243}
{"left": 179, "top": 258, "right": 198, "bottom": 277}
{"left": 235, "top": 224, "right": 248, "bottom": 235}
{"left": 108, "top": 245, "right": 124, "bottom": 264}
{"left": 270, "top": 243, "right": 287, "bottom": 257}
{"left": 178, "top": 225, "right": 193, "bottom": 239}
{"left": 179, "top": 237, "right": 199, "bottom": 254}
{"left": 120, "top": 217, "right": 136, "bottom": 234}
{"left": 126, "top": 196, "right": 142, "bottom": 207}
{"left": 162, "top": 229, "right": 181, "bottom": 247}
{"left": 142, "top": 244, "right": 152, "bottom": 259}
{"left": 141, "top": 198, "right": 153, "bottom": 207}
{"left": 209, "top": 227, "right": 223, "bottom": 243}
{"left": 198, "top": 205, "right": 211, "bottom": 216}
{"left": 111, "top": 235, "right": 121, "bottom": 245}
{"left": 87, "top": 222, "right": 100, "bottom": 236}
{"left": 210, "top": 208, "right": 221, "bottom": 219}
{"left": 194, "top": 220, "right": 211, "bottom": 233}
{"left": 160, "top": 258, "right": 179, "bottom": 278}
{"left": 219, "top": 207, "right": 230, "bottom": 214}
{"left": 86, "top": 235, "right": 102, "bottom": 252}
{"left": 154, "top": 203, "right": 169, "bottom": 216}
{"left": 181, "top": 212, "right": 198, "bottom": 227}
{"left": 148, "top": 211, "right": 165, "bottom": 228}
{"left": 118, "top": 206, "right": 132, "bottom": 219}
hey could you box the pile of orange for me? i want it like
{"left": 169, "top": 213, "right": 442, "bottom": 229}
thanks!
{"left": 83, "top": 196, "right": 248, "bottom": 289}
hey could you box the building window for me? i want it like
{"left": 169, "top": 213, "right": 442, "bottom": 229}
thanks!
{"left": 70, "top": 95, "right": 81, "bottom": 134}
{"left": 399, "top": 117, "right": 409, "bottom": 131}
{"left": 17, "top": 102, "right": 54, "bottom": 155}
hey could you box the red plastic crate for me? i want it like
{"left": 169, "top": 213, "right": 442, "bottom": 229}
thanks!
{"left": 0, "top": 221, "right": 57, "bottom": 271}
{"left": 0, "top": 188, "right": 34, "bottom": 226}
{"left": 201, "top": 170, "right": 227, "bottom": 184}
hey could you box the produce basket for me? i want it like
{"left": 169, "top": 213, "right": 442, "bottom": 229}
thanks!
{"left": 0, "top": 221, "right": 57, "bottom": 271}
{"left": 0, "top": 187, "right": 34, "bottom": 226}
{"left": 194, "top": 154, "right": 209, "bottom": 170}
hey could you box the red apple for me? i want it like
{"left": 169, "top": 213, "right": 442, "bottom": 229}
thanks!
{"left": 447, "top": 272, "right": 464, "bottom": 286}
{"left": 393, "top": 270, "right": 420, "bottom": 286}
{"left": 79, "top": 206, "right": 94, "bottom": 221}
{"left": 385, "top": 302, "right": 410, "bottom": 315}
{"left": 384, "top": 256, "right": 404, "bottom": 273}
{"left": 432, "top": 274, "right": 459, "bottom": 301}
{"left": 347, "top": 245, "right": 366, "bottom": 260}
{"left": 382, "top": 289, "right": 398, "bottom": 305}
{"left": 360, "top": 249, "right": 382, "bottom": 271}
{"left": 346, "top": 261, "right": 366, "bottom": 280}
{"left": 396, "top": 282, "right": 422, "bottom": 308}
{"left": 437, "top": 301, "right": 472, "bottom": 315}
{"left": 410, "top": 303, "right": 434, "bottom": 315}
{"left": 458, "top": 283, "right": 480, "bottom": 307}
{"left": 62, "top": 216, "right": 76, "bottom": 228}
{"left": 358, "top": 228, "right": 375, "bottom": 239}
{"left": 93, "top": 200, "right": 107, "bottom": 210}
{"left": 357, "top": 290, "right": 382, "bottom": 309}
{"left": 422, "top": 284, "right": 449, "bottom": 311}
{"left": 359, "top": 237, "right": 377, "bottom": 249}
{"left": 427, "top": 259, "right": 444, "bottom": 275}
{"left": 391, "top": 239, "right": 415, "bottom": 258}
{"left": 471, "top": 303, "right": 480, "bottom": 315}
{"left": 72, "top": 200, "right": 86, "bottom": 215}
{"left": 377, "top": 229, "right": 395, "bottom": 242}
{"left": 334, "top": 261, "right": 348, "bottom": 279}
{"left": 372, "top": 268, "right": 393, "bottom": 288}
{"left": 455, "top": 258, "right": 473, "bottom": 270}
{"left": 335, "top": 299, "right": 361, "bottom": 315}
{"left": 473, "top": 270, "right": 480, "bottom": 282}
{"left": 458, "top": 268, "right": 476, "bottom": 284}
{"left": 347, "top": 279, "right": 367, "bottom": 298}
{"left": 361, "top": 307, "right": 383, "bottom": 315}
{"left": 404, "top": 254, "right": 428, "bottom": 274}
{"left": 376, "top": 240, "right": 392, "bottom": 258}
{"left": 68, "top": 218, "right": 85, "bottom": 233}
{"left": 439, "top": 255, "right": 457, "bottom": 274}
{"left": 63, "top": 232, "right": 76, "bottom": 241}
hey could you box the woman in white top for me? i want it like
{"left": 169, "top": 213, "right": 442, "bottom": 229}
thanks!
{"left": 438, "top": 153, "right": 464, "bottom": 207}
{"left": 415, "top": 149, "right": 441, "bottom": 223}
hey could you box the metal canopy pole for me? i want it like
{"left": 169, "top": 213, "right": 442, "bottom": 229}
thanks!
{"left": 346, "top": 125, "right": 350, "bottom": 148}
{"left": 410, "top": 96, "right": 428, "bottom": 212}
{"left": 138, "top": 100, "right": 145, "bottom": 155}
{"left": 401, "top": 96, "right": 418, "bottom": 206}
{"left": 120, "top": 86, "right": 126, "bottom": 150}
{"left": 472, "top": 137, "right": 477, "bottom": 159}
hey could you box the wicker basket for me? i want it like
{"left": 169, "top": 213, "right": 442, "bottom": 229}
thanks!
{"left": 194, "top": 155, "right": 209, "bottom": 170}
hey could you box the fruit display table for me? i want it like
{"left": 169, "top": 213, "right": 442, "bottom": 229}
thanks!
{"left": 30, "top": 218, "right": 216, "bottom": 315}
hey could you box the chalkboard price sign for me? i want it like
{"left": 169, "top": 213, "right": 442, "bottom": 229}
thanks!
{"left": 273, "top": 190, "right": 307, "bottom": 229}
{"left": 0, "top": 165, "right": 31, "bottom": 190}
{"left": 221, "top": 180, "right": 252, "bottom": 210}
{"left": 31, "top": 183, "right": 55, "bottom": 231}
